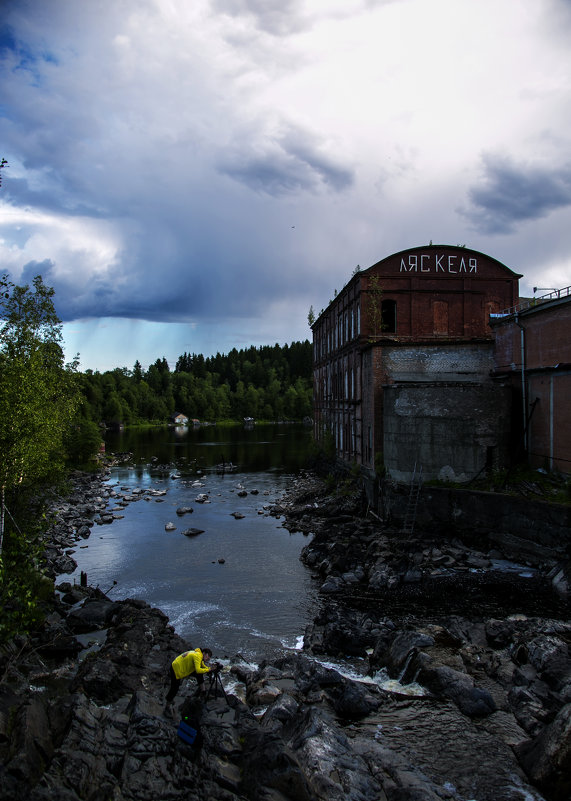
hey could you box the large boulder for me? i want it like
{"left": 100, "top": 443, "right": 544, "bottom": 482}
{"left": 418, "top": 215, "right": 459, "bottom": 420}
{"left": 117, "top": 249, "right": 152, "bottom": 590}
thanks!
{"left": 66, "top": 599, "right": 120, "bottom": 633}
{"left": 516, "top": 703, "right": 571, "bottom": 800}
{"left": 417, "top": 663, "right": 497, "bottom": 718}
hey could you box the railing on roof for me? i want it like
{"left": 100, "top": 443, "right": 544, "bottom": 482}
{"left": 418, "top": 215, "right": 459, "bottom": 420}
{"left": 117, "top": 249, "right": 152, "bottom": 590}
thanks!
{"left": 490, "top": 286, "right": 571, "bottom": 319}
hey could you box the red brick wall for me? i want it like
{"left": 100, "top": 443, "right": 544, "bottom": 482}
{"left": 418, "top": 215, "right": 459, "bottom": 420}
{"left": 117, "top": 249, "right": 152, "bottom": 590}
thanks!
{"left": 528, "top": 372, "right": 571, "bottom": 473}
{"left": 362, "top": 245, "right": 520, "bottom": 341}
{"left": 491, "top": 297, "right": 571, "bottom": 474}
{"left": 524, "top": 304, "right": 571, "bottom": 368}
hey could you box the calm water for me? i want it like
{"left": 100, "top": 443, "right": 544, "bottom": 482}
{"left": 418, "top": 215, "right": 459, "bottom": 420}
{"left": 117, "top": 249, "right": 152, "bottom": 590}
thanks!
{"left": 66, "top": 424, "right": 320, "bottom": 662}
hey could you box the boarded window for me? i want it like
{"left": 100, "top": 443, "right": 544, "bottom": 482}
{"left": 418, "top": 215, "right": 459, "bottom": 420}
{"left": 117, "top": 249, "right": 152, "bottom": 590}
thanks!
{"left": 433, "top": 300, "right": 448, "bottom": 335}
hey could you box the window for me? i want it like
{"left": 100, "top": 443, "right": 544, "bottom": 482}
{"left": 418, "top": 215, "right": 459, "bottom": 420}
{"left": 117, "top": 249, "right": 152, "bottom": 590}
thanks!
{"left": 381, "top": 299, "right": 397, "bottom": 333}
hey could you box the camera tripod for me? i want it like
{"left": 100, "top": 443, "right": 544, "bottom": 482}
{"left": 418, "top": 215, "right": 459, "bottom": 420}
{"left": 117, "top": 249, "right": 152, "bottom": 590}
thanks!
{"left": 205, "top": 668, "right": 228, "bottom": 703}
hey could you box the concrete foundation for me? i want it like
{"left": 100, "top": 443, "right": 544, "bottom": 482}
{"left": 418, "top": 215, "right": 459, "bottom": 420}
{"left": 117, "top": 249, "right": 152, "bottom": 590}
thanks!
{"left": 383, "top": 383, "right": 513, "bottom": 482}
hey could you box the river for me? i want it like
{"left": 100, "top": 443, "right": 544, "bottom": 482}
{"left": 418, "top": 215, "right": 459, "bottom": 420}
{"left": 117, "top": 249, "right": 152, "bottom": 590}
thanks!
{"left": 66, "top": 423, "right": 320, "bottom": 663}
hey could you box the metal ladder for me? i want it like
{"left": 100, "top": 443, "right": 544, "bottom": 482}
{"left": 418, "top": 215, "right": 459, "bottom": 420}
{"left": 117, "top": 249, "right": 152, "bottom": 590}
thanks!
{"left": 401, "top": 463, "right": 423, "bottom": 534}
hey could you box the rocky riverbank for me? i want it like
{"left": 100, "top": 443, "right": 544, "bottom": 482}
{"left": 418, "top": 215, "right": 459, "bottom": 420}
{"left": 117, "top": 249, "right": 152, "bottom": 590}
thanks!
{"left": 1, "top": 467, "right": 569, "bottom": 801}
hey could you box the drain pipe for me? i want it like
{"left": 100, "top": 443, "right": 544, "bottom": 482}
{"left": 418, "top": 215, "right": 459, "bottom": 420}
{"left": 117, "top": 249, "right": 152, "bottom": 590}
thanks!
{"left": 515, "top": 313, "right": 527, "bottom": 454}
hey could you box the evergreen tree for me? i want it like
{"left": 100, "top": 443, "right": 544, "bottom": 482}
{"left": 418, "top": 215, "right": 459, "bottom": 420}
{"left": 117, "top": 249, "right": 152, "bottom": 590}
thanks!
{"left": 78, "top": 340, "right": 313, "bottom": 425}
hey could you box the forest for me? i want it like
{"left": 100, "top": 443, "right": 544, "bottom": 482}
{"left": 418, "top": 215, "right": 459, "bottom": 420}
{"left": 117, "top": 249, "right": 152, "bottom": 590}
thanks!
{"left": 79, "top": 340, "right": 314, "bottom": 426}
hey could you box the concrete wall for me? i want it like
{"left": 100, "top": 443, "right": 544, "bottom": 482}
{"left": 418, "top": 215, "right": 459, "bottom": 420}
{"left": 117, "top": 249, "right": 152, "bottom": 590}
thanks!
{"left": 383, "top": 343, "right": 495, "bottom": 383}
{"left": 383, "top": 383, "right": 512, "bottom": 482}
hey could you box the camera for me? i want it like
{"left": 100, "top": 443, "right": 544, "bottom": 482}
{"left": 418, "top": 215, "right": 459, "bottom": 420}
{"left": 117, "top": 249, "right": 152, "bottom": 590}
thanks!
{"left": 211, "top": 662, "right": 223, "bottom": 673}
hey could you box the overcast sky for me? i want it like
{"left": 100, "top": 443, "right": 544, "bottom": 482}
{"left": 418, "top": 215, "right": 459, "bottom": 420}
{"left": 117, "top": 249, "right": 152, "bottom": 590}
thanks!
{"left": 1, "top": 0, "right": 570, "bottom": 371}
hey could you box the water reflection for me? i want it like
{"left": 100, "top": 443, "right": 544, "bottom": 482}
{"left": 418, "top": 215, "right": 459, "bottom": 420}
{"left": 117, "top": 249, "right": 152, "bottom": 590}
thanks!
{"left": 69, "top": 424, "right": 319, "bottom": 662}
{"left": 104, "top": 422, "right": 313, "bottom": 475}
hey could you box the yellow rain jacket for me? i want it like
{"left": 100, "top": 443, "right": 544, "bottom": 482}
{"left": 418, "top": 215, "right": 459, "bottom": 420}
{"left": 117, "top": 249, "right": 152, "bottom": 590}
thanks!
{"left": 171, "top": 648, "right": 211, "bottom": 680}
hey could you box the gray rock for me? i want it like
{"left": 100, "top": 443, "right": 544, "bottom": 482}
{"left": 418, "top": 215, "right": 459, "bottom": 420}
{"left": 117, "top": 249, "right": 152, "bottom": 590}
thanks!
{"left": 516, "top": 702, "right": 571, "bottom": 799}
{"left": 66, "top": 599, "right": 120, "bottom": 632}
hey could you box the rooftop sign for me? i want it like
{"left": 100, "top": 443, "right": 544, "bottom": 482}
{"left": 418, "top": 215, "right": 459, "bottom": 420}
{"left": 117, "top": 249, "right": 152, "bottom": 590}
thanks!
{"left": 399, "top": 252, "right": 478, "bottom": 274}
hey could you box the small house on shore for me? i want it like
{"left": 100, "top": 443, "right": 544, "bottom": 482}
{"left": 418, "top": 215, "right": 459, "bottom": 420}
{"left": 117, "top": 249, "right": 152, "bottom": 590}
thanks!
{"left": 170, "top": 413, "right": 189, "bottom": 426}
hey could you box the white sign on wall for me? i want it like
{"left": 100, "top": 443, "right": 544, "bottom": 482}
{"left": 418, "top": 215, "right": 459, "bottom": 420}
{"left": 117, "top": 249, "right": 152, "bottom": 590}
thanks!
{"left": 399, "top": 254, "right": 478, "bottom": 274}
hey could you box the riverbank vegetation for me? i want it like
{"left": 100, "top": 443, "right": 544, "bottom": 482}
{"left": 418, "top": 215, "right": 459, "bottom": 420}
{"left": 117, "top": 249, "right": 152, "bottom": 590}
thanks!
{"left": 79, "top": 341, "right": 313, "bottom": 426}
{"left": 0, "top": 274, "right": 82, "bottom": 639}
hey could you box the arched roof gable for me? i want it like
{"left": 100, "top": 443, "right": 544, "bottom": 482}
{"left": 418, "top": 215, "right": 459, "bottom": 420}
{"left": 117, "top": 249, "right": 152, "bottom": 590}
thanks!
{"left": 365, "top": 244, "right": 522, "bottom": 280}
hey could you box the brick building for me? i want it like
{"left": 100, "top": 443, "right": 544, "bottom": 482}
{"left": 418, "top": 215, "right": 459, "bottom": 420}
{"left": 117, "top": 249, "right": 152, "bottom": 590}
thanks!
{"left": 312, "top": 244, "right": 521, "bottom": 482}
{"left": 490, "top": 288, "right": 571, "bottom": 474}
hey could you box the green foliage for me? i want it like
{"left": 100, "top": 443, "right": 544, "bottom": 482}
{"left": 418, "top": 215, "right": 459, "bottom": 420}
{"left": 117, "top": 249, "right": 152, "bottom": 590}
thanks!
{"left": 80, "top": 340, "right": 314, "bottom": 425}
{"left": 0, "top": 486, "right": 55, "bottom": 642}
{"left": 65, "top": 418, "right": 103, "bottom": 464}
{"left": 0, "top": 276, "right": 80, "bottom": 493}
{"left": 0, "top": 274, "right": 81, "bottom": 639}
{"left": 367, "top": 274, "right": 384, "bottom": 340}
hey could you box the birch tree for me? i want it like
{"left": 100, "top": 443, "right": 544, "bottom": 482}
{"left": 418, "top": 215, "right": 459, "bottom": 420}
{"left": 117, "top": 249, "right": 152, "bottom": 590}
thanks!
{"left": 0, "top": 275, "right": 80, "bottom": 554}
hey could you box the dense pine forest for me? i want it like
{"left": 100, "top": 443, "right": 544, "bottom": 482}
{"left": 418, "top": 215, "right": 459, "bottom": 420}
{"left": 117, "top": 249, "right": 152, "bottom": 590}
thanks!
{"left": 79, "top": 341, "right": 313, "bottom": 426}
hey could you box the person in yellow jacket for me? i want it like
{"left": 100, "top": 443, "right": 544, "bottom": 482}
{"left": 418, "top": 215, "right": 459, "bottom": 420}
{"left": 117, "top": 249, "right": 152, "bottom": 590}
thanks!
{"left": 165, "top": 647, "right": 212, "bottom": 713}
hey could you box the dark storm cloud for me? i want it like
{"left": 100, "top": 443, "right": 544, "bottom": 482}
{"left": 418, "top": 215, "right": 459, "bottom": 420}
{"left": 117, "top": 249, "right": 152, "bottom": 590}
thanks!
{"left": 3, "top": 176, "right": 105, "bottom": 218}
{"left": 20, "top": 259, "right": 55, "bottom": 285}
{"left": 463, "top": 154, "right": 571, "bottom": 234}
{"left": 219, "top": 129, "right": 354, "bottom": 196}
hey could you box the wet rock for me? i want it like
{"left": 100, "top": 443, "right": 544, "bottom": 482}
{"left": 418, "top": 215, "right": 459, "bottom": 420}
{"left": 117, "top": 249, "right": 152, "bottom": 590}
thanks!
{"left": 6, "top": 695, "right": 54, "bottom": 785}
{"left": 71, "top": 655, "right": 124, "bottom": 702}
{"left": 516, "top": 703, "right": 571, "bottom": 800}
{"left": 416, "top": 663, "right": 497, "bottom": 718}
{"left": 240, "top": 726, "right": 313, "bottom": 801}
{"left": 381, "top": 630, "right": 435, "bottom": 679}
{"left": 181, "top": 527, "right": 205, "bottom": 537}
{"left": 176, "top": 506, "right": 193, "bottom": 516}
{"left": 303, "top": 603, "right": 372, "bottom": 658}
{"left": 485, "top": 618, "right": 515, "bottom": 648}
{"left": 331, "top": 681, "right": 380, "bottom": 720}
{"left": 320, "top": 576, "right": 344, "bottom": 594}
{"left": 60, "top": 587, "right": 86, "bottom": 606}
